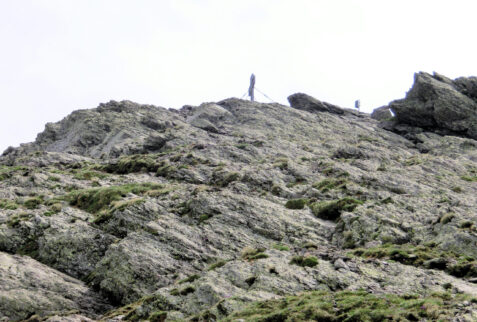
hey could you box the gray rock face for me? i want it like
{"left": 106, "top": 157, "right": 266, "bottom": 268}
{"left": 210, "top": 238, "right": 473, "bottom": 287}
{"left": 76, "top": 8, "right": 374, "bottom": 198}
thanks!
{"left": 387, "top": 72, "right": 477, "bottom": 139}
{"left": 1, "top": 88, "right": 477, "bottom": 320}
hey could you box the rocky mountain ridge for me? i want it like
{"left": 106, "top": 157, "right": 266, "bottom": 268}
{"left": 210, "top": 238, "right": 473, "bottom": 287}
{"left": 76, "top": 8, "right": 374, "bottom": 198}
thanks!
{"left": 1, "top": 72, "right": 477, "bottom": 321}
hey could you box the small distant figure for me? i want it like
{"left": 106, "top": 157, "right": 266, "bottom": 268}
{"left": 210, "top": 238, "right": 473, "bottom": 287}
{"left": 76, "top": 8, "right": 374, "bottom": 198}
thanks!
{"left": 354, "top": 99, "right": 360, "bottom": 112}
{"left": 248, "top": 74, "right": 256, "bottom": 102}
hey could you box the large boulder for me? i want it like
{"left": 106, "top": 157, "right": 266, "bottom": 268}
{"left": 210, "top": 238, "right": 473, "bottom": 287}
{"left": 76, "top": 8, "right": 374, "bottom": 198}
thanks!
{"left": 387, "top": 72, "right": 477, "bottom": 139}
{"left": 371, "top": 106, "right": 393, "bottom": 121}
{"left": 288, "top": 93, "right": 345, "bottom": 115}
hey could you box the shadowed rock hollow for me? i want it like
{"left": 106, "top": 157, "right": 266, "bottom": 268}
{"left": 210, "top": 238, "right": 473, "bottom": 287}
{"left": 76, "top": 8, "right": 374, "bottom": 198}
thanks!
{"left": 1, "top": 73, "right": 477, "bottom": 321}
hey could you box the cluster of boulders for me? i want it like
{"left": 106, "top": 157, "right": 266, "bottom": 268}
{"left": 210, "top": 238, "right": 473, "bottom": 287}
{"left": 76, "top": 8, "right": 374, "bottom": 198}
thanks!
{"left": 372, "top": 72, "right": 477, "bottom": 141}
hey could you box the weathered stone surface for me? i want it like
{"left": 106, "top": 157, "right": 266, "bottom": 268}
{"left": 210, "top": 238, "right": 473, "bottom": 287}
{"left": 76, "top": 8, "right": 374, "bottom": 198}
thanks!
{"left": 1, "top": 84, "right": 477, "bottom": 320}
{"left": 0, "top": 252, "right": 110, "bottom": 321}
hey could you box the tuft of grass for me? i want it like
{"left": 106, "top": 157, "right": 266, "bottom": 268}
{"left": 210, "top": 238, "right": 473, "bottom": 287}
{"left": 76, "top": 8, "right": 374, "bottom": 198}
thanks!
{"left": 451, "top": 186, "right": 463, "bottom": 193}
{"left": 249, "top": 253, "right": 269, "bottom": 260}
{"left": 352, "top": 243, "right": 477, "bottom": 279}
{"left": 290, "top": 255, "right": 318, "bottom": 267}
{"left": 145, "top": 186, "right": 175, "bottom": 197}
{"left": 242, "top": 247, "right": 268, "bottom": 261}
{"left": 156, "top": 163, "right": 176, "bottom": 178}
{"left": 461, "top": 175, "right": 477, "bottom": 182}
{"left": 312, "top": 178, "right": 347, "bottom": 193}
{"left": 236, "top": 143, "right": 248, "bottom": 149}
{"left": 198, "top": 213, "right": 213, "bottom": 223}
{"left": 93, "top": 198, "right": 145, "bottom": 225}
{"left": 7, "top": 212, "right": 32, "bottom": 228}
{"left": 272, "top": 243, "right": 290, "bottom": 251}
{"left": 440, "top": 213, "right": 455, "bottom": 225}
{"left": 404, "top": 156, "right": 422, "bottom": 166}
{"left": 0, "top": 199, "right": 19, "bottom": 210}
{"left": 0, "top": 165, "right": 28, "bottom": 181}
{"left": 178, "top": 274, "right": 200, "bottom": 284}
{"left": 102, "top": 154, "right": 161, "bottom": 174}
{"left": 273, "top": 157, "right": 288, "bottom": 170}
{"left": 284, "top": 198, "right": 308, "bottom": 210}
{"left": 23, "top": 196, "right": 43, "bottom": 209}
{"left": 310, "top": 197, "right": 363, "bottom": 220}
{"left": 47, "top": 176, "right": 60, "bottom": 182}
{"left": 217, "top": 172, "right": 240, "bottom": 187}
{"left": 207, "top": 259, "right": 228, "bottom": 271}
{"left": 66, "top": 183, "right": 160, "bottom": 214}
{"left": 73, "top": 169, "right": 108, "bottom": 181}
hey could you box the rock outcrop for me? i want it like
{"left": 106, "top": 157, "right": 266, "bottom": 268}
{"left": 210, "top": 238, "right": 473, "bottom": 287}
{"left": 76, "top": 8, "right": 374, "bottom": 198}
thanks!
{"left": 288, "top": 93, "right": 346, "bottom": 115}
{"left": 375, "top": 72, "right": 477, "bottom": 140}
{"left": 2, "top": 100, "right": 178, "bottom": 160}
{"left": 1, "top": 83, "right": 477, "bottom": 320}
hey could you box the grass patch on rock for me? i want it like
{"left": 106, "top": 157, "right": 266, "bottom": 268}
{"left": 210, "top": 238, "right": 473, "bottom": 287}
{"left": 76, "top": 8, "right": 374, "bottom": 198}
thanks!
{"left": 101, "top": 294, "right": 175, "bottom": 322}
{"left": 207, "top": 259, "right": 228, "bottom": 271}
{"left": 242, "top": 247, "right": 269, "bottom": 261}
{"left": 0, "top": 199, "right": 19, "bottom": 210}
{"left": 7, "top": 212, "right": 33, "bottom": 228}
{"left": 178, "top": 274, "right": 200, "bottom": 284}
{"left": 66, "top": 183, "right": 160, "bottom": 214}
{"left": 461, "top": 175, "right": 477, "bottom": 182}
{"left": 284, "top": 198, "right": 308, "bottom": 210}
{"left": 223, "top": 290, "right": 475, "bottom": 322}
{"left": 352, "top": 243, "right": 477, "bottom": 279}
{"left": 289, "top": 255, "right": 318, "bottom": 267}
{"left": 312, "top": 178, "right": 347, "bottom": 193}
{"left": 102, "top": 154, "right": 161, "bottom": 174}
{"left": 23, "top": 196, "right": 44, "bottom": 209}
{"left": 0, "top": 165, "right": 28, "bottom": 181}
{"left": 272, "top": 243, "right": 290, "bottom": 251}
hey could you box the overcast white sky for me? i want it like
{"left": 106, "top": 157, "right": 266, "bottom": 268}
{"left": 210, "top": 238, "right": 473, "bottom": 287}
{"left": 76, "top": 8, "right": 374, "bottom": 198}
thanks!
{"left": 1, "top": 0, "right": 477, "bottom": 152}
